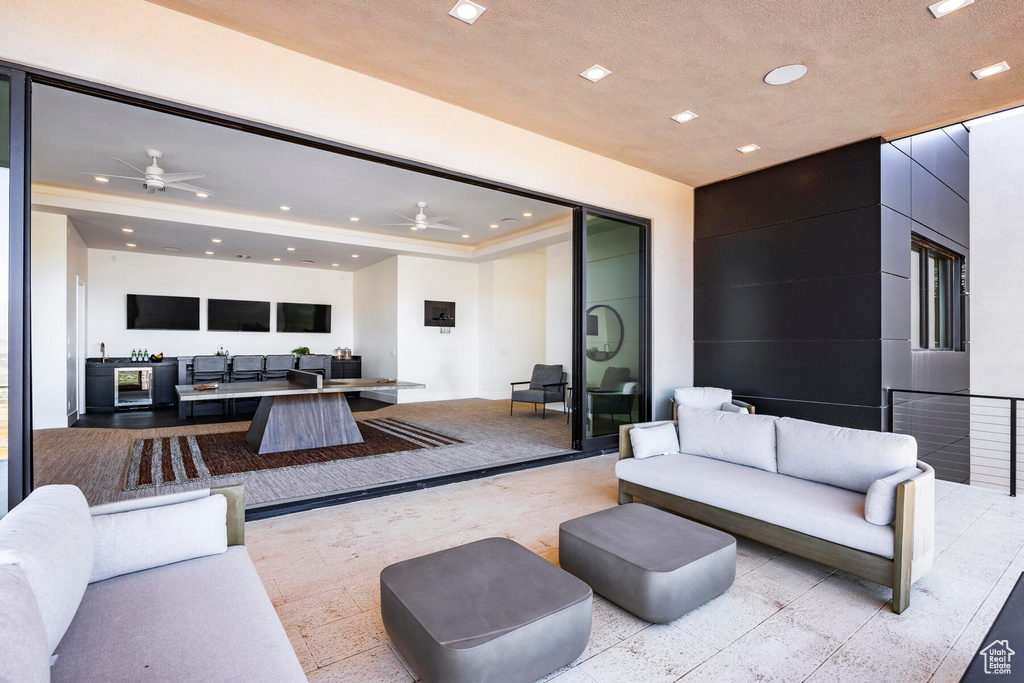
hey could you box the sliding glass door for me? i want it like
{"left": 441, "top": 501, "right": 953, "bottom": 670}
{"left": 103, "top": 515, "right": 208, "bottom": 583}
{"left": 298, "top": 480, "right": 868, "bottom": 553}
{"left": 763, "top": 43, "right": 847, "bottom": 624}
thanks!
{"left": 573, "top": 208, "right": 650, "bottom": 451}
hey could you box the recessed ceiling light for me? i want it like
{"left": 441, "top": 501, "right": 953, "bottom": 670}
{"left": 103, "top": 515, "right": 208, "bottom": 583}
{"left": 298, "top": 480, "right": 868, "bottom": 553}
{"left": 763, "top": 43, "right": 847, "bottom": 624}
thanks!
{"left": 737, "top": 144, "right": 761, "bottom": 154}
{"left": 411, "top": 226, "right": 418, "bottom": 231}
{"left": 125, "top": 243, "right": 136, "bottom": 248}
{"left": 195, "top": 192, "right": 208, "bottom": 198}
{"left": 462, "top": 234, "right": 470, "bottom": 238}
{"left": 764, "top": 64, "right": 808, "bottom": 86}
{"left": 929, "top": 0, "right": 972, "bottom": 18}
{"left": 332, "top": 263, "right": 339, "bottom": 267}
{"left": 300, "top": 260, "right": 314, "bottom": 264}
{"left": 671, "top": 110, "right": 699, "bottom": 123}
{"left": 580, "top": 65, "right": 612, "bottom": 83}
{"left": 973, "top": 61, "right": 1010, "bottom": 79}
{"left": 449, "top": 0, "right": 485, "bottom": 24}
{"left": 349, "top": 217, "right": 359, "bottom": 222}
{"left": 286, "top": 247, "right": 297, "bottom": 251}
{"left": 94, "top": 176, "right": 109, "bottom": 183}
{"left": 523, "top": 212, "right": 532, "bottom": 217}
{"left": 205, "top": 251, "right": 214, "bottom": 255}
{"left": 211, "top": 238, "right": 221, "bottom": 243}
{"left": 162, "top": 247, "right": 181, "bottom": 252}
{"left": 490, "top": 224, "right": 499, "bottom": 228}
{"left": 121, "top": 228, "right": 134, "bottom": 233}
{"left": 273, "top": 257, "right": 281, "bottom": 262}
{"left": 351, "top": 254, "right": 359, "bottom": 258}
{"left": 279, "top": 205, "right": 291, "bottom": 211}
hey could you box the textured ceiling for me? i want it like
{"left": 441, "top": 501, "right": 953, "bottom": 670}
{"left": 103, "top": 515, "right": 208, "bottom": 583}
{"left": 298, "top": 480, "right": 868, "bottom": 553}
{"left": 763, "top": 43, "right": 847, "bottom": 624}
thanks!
{"left": 144, "top": 0, "right": 1024, "bottom": 187}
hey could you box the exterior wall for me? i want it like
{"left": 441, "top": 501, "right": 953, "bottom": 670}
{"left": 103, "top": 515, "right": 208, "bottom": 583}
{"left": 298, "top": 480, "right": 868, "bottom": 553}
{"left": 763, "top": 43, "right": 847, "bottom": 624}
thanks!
{"left": 694, "top": 140, "right": 885, "bottom": 429}
{"left": 0, "top": 0, "right": 694, "bottom": 419}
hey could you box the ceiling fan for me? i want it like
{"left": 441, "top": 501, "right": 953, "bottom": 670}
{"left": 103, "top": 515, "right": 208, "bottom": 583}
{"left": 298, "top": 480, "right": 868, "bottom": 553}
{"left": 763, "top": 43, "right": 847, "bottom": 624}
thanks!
{"left": 86, "top": 149, "right": 214, "bottom": 196}
{"left": 382, "top": 201, "right": 463, "bottom": 232}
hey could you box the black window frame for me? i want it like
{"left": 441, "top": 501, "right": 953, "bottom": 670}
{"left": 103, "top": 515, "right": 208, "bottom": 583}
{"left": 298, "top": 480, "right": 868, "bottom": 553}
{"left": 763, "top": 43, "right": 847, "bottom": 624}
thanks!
{"left": 911, "top": 236, "right": 965, "bottom": 352}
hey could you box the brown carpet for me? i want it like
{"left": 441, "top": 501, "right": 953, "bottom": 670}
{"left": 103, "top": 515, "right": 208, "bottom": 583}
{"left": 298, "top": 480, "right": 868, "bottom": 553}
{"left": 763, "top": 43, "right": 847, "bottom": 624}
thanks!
{"left": 124, "top": 418, "right": 464, "bottom": 490}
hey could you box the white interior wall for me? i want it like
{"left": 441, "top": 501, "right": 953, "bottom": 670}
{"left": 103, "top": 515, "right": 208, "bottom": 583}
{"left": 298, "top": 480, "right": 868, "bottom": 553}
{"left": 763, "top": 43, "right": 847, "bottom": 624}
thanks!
{"left": 30, "top": 211, "right": 70, "bottom": 429}
{"left": 1, "top": 0, "right": 694, "bottom": 418}
{"left": 85, "top": 249, "right": 354, "bottom": 357}
{"left": 396, "top": 256, "right": 479, "bottom": 403}
{"left": 65, "top": 220, "right": 88, "bottom": 420}
{"left": 545, "top": 242, "right": 573, "bottom": 373}
{"left": 353, "top": 256, "right": 399, "bottom": 403}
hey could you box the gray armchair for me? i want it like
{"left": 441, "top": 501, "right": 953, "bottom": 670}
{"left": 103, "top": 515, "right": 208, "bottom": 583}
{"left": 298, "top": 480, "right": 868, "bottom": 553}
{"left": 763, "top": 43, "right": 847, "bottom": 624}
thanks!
{"left": 588, "top": 367, "right": 638, "bottom": 424}
{"left": 511, "top": 364, "right": 568, "bottom": 420}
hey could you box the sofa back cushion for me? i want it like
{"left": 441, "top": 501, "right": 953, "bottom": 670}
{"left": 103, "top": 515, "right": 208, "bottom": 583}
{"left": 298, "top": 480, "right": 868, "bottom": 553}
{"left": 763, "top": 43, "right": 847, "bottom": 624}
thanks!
{"left": 0, "top": 565, "right": 50, "bottom": 683}
{"left": 0, "top": 485, "right": 94, "bottom": 654}
{"left": 90, "top": 494, "right": 228, "bottom": 584}
{"left": 529, "top": 364, "right": 563, "bottom": 391}
{"left": 677, "top": 406, "right": 778, "bottom": 472}
{"left": 674, "top": 387, "right": 732, "bottom": 412}
{"left": 776, "top": 417, "right": 918, "bottom": 493}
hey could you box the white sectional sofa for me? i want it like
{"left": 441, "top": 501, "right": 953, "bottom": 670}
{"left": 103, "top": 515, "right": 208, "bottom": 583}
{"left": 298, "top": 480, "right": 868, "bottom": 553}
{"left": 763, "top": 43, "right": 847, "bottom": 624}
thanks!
{"left": 617, "top": 406, "right": 935, "bottom": 613}
{"left": 0, "top": 484, "right": 305, "bottom": 682}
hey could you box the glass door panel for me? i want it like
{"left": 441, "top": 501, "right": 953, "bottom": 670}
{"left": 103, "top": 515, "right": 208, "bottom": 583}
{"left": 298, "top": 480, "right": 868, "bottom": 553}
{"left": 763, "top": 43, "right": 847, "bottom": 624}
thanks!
{"left": 580, "top": 212, "right": 647, "bottom": 446}
{"left": 1, "top": 75, "right": 10, "bottom": 515}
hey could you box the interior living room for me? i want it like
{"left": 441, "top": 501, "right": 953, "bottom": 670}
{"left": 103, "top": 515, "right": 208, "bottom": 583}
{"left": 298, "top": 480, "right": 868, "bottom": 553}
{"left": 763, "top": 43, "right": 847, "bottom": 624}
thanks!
{"left": 2, "top": 2, "right": 1024, "bottom": 683}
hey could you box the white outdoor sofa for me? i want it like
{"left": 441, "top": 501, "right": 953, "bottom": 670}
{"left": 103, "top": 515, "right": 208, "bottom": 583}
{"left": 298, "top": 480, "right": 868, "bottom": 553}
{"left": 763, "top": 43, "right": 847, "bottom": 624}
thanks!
{"left": 0, "top": 484, "right": 305, "bottom": 682}
{"left": 617, "top": 406, "right": 935, "bottom": 613}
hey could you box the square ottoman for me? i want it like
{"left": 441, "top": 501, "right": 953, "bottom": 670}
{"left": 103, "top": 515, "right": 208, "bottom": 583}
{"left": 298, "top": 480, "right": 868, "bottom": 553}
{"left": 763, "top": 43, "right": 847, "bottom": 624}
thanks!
{"left": 380, "top": 537, "right": 592, "bottom": 683}
{"left": 559, "top": 503, "right": 736, "bottom": 623}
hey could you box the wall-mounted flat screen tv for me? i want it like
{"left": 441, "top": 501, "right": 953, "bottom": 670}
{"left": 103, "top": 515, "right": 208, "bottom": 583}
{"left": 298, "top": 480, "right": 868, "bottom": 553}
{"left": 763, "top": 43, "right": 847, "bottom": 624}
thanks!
{"left": 127, "top": 294, "right": 200, "bottom": 330}
{"left": 276, "top": 302, "right": 332, "bottom": 333}
{"left": 208, "top": 298, "right": 271, "bottom": 332}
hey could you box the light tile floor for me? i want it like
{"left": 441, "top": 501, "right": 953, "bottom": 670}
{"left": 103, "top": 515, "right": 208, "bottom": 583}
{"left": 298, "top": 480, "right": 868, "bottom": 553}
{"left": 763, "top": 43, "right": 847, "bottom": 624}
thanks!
{"left": 247, "top": 454, "right": 1024, "bottom": 682}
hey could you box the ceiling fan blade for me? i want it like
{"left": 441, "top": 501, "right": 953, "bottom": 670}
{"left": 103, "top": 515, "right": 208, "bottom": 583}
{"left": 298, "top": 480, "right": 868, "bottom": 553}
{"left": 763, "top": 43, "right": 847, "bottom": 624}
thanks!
{"left": 392, "top": 213, "right": 416, "bottom": 222}
{"left": 425, "top": 215, "right": 450, "bottom": 223}
{"left": 83, "top": 173, "right": 145, "bottom": 181}
{"left": 424, "top": 223, "right": 461, "bottom": 232}
{"left": 113, "top": 158, "right": 147, "bottom": 175}
{"left": 162, "top": 172, "right": 206, "bottom": 183}
{"left": 165, "top": 181, "right": 214, "bottom": 195}
{"left": 380, "top": 222, "right": 414, "bottom": 226}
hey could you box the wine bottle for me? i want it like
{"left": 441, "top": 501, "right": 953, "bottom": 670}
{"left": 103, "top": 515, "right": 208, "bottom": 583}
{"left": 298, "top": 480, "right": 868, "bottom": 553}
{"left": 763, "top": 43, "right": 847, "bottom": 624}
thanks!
{"left": 130, "top": 349, "right": 135, "bottom": 363}
{"left": 144, "top": 348, "right": 149, "bottom": 362}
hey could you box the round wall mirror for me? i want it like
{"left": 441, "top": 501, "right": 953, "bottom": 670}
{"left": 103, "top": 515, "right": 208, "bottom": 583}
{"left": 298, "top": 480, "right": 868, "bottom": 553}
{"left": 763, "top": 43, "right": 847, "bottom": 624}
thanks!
{"left": 586, "top": 304, "right": 624, "bottom": 361}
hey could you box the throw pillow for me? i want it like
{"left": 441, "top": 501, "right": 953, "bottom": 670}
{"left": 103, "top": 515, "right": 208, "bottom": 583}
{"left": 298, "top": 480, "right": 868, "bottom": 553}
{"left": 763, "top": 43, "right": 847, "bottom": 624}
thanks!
{"left": 629, "top": 423, "right": 680, "bottom": 459}
{"left": 677, "top": 406, "right": 778, "bottom": 472}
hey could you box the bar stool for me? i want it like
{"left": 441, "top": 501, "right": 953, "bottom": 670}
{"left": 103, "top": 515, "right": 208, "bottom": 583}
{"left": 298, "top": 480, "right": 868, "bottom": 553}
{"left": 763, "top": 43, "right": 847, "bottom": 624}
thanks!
{"left": 297, "top": 354, "right": 329, "bottom": 376}
{"left": 192, "top": 355, "right": 229, "bottom": 415}
{"left": 230, "top": 355, "right": 264, "bottom": 382}
{"left": 263, "top": 354, "right": 296, "bottom": 380}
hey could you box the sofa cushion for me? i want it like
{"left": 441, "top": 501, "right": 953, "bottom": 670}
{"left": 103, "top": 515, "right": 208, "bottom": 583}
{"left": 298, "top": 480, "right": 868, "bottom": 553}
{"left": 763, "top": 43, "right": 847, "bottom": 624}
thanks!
{"left": 0, "top": 565, "right": 50, "bottom": 683}
{"left": 776, "top": 417, "right": 918, "bottom": 493}
{"left": 629, "top": 422, "right": 680, "bottom": 459}
{"left": 616, "top": 453, "right": 894, "bottom": 558}
{"left": 720, "top": 401, "right": 744, "bottom": 414}
{"left": 677, "top": 406, "right": 778, "bottom": 473}
{"left": 0, "top": 485, "right": 94, "bottom": 654}
{"left": 90, "top": 494, "right": 228, "bottom": 583}
{"left": 51, "top": 546, "right": 305, "bottom": 683}
{"left": 865, "top": 467, "right": 922, "bottom": 526}
{"left": 674, "top": 387, "right": 732, "bottom": 411}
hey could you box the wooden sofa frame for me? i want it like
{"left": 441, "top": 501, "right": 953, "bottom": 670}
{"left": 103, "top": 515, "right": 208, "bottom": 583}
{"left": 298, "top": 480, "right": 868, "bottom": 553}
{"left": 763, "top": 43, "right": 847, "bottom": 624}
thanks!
{"left": 211, "top": 484, "right": 246, "bottom": 546}
{"left": 618, "top": 422, "right": 918, "bottom": 613}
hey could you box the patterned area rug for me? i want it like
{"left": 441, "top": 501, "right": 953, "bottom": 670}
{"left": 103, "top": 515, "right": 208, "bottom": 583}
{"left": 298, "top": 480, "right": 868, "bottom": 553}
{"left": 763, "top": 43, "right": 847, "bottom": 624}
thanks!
{"left": 123, "top": 418, "right": 466, "bottom": 490}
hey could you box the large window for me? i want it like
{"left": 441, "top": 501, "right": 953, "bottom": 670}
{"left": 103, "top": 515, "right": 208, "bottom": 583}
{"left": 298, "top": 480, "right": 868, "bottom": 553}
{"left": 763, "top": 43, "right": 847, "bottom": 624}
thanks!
{"left": 911, "top": 238, "right": 963, "bottom": 351}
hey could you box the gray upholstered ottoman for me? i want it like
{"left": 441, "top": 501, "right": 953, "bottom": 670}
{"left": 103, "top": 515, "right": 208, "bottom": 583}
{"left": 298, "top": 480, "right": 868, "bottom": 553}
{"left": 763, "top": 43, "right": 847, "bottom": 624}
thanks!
{"left": 380, "top": 537, "right": 593, "bottom": 683}
{"left": 559, "top": 503, "right": 736, "bottom": 623}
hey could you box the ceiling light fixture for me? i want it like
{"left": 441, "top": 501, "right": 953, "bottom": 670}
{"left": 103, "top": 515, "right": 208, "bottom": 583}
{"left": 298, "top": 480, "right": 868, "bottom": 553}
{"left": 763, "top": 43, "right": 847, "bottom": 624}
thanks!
{"left": 737, "top": 144, "right": 761, "bottom": 154}
{"left": 489, "top": 224, "right": 498, "bottom": 228}
{"left": 523, "top": 212, "right": 532, "bottom": 217}
{"left": 195, "top": 192, "right": 208, "bottom": 198}
{"left": 332, "top": 263, "right": 339, "bottom": 267}
{"left": 211, "top": 238, "right": 222, "bottom": 243}
{"left": 764, "top": 64, "right": 808, "bottom": 85}
{"left": 449, "top": 0, "right": 485, "bottom": 24}
{"left": 351, "top": 254, "right": 359, "bottom": 258}
{"left": 279, "top": 205, "right": 291, "bottom": 211}
{"left": 126, "top": 243, "right": 136, "bottom": 248}
{"left": 580, "top": 65, "right": 612, "bottom": 83}
{"left": 349, "top": 217, "right": 359, "bottom": 222}
{"left": 286, "top": 247, "right": 297, "bottom": 251}
{"left": 121, "top": 228, "right": 134, "bottom": 233}
{"left": 928, "top": 0, "right": 972, "bottom": 18}
{"left": 973, "top": 61, "right": 1010, "bottom": 79}
{"left": 273, "top": 257, "right": 281, "bottom": 262}
{"left": 205, "top": 251, "right": 214, "bottom": 255}
{"left": 671, "top": 110, "right": 699, "bottom": 123}
{"left": 462, "top": 234, "right": 470, "bottom": 238}
{"left": 94, "top": 176, "right": 109, "bottom": 183}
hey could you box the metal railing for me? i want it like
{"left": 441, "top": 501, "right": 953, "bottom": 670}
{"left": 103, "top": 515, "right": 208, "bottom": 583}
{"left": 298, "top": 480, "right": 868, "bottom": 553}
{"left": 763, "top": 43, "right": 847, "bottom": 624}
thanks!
{"left": 888, "top": 388, "right": 1019, "bottom": 496}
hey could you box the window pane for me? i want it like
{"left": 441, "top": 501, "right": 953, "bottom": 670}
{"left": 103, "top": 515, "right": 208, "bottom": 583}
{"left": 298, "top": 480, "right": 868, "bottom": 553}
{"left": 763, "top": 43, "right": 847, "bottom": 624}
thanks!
{"left": 911, "top": 247, "right": 921, "bottom": 349}
{"left": 928, "top": 253, "right": 951, "bottom": 349}
{"left": 585, "top": 215, "right": 642, "bottom": 438}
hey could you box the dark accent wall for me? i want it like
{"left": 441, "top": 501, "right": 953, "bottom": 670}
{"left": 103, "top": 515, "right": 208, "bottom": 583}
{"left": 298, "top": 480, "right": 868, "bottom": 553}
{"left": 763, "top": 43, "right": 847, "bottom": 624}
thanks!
{"left": 695, "top": 133, "right": 969, "bottom": 432}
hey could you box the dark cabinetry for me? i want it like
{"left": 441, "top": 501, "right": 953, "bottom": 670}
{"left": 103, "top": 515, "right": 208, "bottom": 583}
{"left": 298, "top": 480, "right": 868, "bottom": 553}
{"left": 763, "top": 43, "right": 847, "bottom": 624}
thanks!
{"left": 85, "top": 363, "right": 114, "bottom": 411}
{"left": 84, "top": 359, "right": 178, "bottom": 412}
{"left": 331, "top": 358, "right": 362, "bottom": 379}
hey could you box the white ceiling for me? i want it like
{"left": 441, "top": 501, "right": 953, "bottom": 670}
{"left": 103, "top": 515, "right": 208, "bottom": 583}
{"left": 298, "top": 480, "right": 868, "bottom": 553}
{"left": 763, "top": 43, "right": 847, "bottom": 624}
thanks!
{"left": 30, "top": 84, "right": 571, "bottom": 266}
